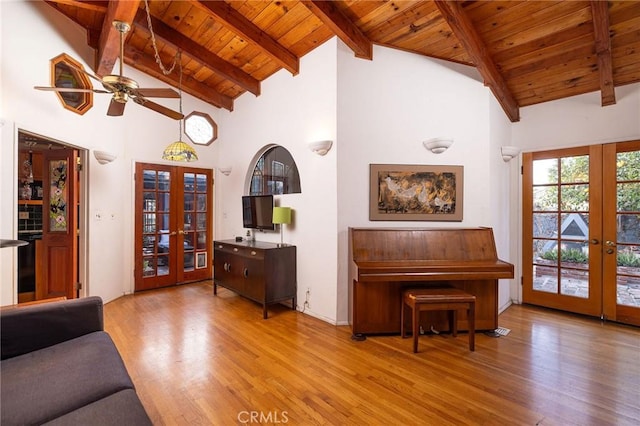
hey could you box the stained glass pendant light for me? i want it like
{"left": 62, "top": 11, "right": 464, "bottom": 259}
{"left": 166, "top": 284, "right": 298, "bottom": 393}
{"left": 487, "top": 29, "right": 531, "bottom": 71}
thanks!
{"left": 161, "top": 52, "right": 198, "bottom": 162}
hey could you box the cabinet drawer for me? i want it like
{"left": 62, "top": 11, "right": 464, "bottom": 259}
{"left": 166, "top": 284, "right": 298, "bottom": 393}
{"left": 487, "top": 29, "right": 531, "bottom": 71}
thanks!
{"left": 214, "top": 243, "right": 265, "bottom": 260}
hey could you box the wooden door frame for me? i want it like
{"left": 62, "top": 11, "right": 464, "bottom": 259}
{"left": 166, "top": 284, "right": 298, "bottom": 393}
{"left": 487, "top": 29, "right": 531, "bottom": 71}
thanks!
{"left": 522, "top": 145, "right": 603, "bottom": 317}
{"left": 522, "top": 141, "right": 640, "bottom": 325}
{"left": 13, "top": 129, "right": 88, "bottom": 303}
{"left": 134, "top": 162, "right": 213, "bottom": 291}
{"left": 602, "top": 140, "right": 640, "bottom": 325}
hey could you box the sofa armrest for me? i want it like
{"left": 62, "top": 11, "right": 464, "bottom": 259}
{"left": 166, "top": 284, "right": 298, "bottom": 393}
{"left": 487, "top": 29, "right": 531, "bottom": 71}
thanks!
{"left": 1, "top": 296, "right": 104, "bottom": 360}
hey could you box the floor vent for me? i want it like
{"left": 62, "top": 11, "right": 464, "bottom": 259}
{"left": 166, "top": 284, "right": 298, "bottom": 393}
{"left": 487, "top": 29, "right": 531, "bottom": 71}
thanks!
{"left": 495, "top": 327, "right": 511, "bottom": 336}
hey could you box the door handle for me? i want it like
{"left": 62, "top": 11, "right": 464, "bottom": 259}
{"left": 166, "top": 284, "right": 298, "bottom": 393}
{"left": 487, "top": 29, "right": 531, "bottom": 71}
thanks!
{"left": 169, "top": 231, "right": 177, "bottom": 236}
{"left": 605, "top": 240, "right": 616, "bottom": 247}
{"left": 590, "top": 239, "right": 599, "bottom": 245}
{"left": 243, "top": 268, "right": 249, "bottom": 278}
{"left": 606, "top": 248, "right": 615, "bottom": 255}
{"left": 178, "top": 229, "right": 185, "bottom": 235}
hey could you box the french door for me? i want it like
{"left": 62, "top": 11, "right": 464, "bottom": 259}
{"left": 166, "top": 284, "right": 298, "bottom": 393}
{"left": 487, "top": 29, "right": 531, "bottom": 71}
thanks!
{"left": 523, "top": 140, "right": 640, "bottom": 326}
{"left": 134, "top": 163, "right": 212, "bottom": 291}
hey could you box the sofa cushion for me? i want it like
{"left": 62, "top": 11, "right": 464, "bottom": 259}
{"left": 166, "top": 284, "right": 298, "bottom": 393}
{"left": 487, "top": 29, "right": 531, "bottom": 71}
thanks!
{"left": 1, "top": 296, "right": 104, "bottom": 360}
{"left": 42, "top": 389, "right": 152, "bottom": 426}
{"left": 1, "top": 331, "right": 135, "bottom": 426}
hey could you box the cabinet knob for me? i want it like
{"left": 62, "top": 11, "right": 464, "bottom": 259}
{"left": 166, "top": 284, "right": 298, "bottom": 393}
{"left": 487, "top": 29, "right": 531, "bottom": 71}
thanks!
{"left": 233, "top": 248, "right": 238, "bottom": 252}
{"left": 218, "top": 244, "right": 223, "bottom": 249}
{"left": 251, "top": 251, "right": 257, "bottom": 256}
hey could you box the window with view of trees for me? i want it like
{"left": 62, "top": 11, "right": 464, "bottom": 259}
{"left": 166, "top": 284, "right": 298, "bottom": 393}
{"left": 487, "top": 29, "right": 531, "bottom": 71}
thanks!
{"left": 534, "top": 151, "right": 640, "bottom": 268}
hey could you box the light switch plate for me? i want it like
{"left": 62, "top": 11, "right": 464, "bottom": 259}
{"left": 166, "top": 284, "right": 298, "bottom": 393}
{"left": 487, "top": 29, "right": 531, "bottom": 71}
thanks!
{"left": 19, "top": 212, "right": 29, "bottom": 220}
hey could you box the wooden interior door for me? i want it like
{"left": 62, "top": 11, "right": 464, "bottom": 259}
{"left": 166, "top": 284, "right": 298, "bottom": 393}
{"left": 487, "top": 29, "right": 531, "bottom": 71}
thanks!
{"left": 135, "top": 163, "right": 212, "bottom": 291}
{"left": 523, "top": 141, "right": 640, "bottom": 325}
{"left": 40, "top": 148, "right": 79, "bottom": 300}
{"left": 602, "top": 140, "right": 640, "bottom": 326}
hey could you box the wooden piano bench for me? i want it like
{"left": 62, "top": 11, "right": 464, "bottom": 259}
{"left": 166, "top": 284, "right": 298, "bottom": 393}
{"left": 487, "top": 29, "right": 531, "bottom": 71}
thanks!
{"left": 401, "top": 288, "right": 476, "bottom": 353}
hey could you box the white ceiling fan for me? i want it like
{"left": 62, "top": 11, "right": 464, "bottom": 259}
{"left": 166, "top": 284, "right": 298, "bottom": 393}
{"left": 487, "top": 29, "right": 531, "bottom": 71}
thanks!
{"left": 35, "top": 20, "right": 182, "bottom": 120}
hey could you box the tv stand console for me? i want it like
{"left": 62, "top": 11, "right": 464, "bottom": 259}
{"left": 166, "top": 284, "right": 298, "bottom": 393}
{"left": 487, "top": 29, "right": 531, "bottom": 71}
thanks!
{"left": 213, "top": 240, "right": 296, "bottom": 319}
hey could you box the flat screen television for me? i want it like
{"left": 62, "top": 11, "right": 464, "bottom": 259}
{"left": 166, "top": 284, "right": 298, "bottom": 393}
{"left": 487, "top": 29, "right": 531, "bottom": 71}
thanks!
{"left": 242, "top": 195, "right": 275, "bottom": 230}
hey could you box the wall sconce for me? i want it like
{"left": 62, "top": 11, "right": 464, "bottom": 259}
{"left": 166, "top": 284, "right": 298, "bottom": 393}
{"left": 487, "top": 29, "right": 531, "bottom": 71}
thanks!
{"left": 219, "top": 166, "right": 232, "bottom": 176}
{"left": 308, "top": 140, "right": 333, "bottom": 156}
{"left": 423, "top": 137, "right": 453, "bottom": 154}
{"left": 501, "top": 146, "right": 520, "bottom": 162}
{"left": 272, "top": 206, "right": 292, "bottom": 246}
{"left": 93, "top": 150, "right": 117, "bottom": 165}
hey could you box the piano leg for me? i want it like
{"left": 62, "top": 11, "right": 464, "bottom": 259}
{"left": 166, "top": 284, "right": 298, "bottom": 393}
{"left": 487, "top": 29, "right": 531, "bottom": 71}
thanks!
{"left": 351, "top": 333, "right": 366, "bottom": 341}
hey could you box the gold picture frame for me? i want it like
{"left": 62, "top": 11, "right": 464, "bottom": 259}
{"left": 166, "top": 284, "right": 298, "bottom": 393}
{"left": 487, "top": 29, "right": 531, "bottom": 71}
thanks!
{"left": 50, "top": 53, "right": 93, "bottom": 115}
{"left": 369, "top": 164, "right": 463, "bottom": 221}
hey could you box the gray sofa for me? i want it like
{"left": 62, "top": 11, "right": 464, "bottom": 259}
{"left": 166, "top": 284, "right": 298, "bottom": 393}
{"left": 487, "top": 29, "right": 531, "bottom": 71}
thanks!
{"left": 1, "top": 296, "right": 152, "bottom": 425}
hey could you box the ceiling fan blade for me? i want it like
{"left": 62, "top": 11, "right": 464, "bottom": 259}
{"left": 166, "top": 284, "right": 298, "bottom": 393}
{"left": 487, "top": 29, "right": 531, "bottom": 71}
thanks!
{"left": 107, "top": 99, "right": 126, "bottom": 116}
{"left": 133, "top": 88, "right": 180, "bottom": 98}
{"left": 34, "top": 86, "right": 110, "bottom": 94}
{"left": 64, "top": 62, "right": 102, "bottom": 84}
{"left": 132, "top": 97, "right": 183, "bottom": 120}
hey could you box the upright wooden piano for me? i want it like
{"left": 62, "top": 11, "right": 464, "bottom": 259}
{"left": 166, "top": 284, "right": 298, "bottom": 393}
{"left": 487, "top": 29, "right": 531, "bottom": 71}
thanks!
{"left": 348, "top": 227, "right": 514, "bottom": 336}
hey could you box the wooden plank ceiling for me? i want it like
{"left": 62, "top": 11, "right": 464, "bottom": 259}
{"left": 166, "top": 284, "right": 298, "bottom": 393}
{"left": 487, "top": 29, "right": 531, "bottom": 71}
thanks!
{"left": 44, "top": 0, "right": 640, "bottom": 122}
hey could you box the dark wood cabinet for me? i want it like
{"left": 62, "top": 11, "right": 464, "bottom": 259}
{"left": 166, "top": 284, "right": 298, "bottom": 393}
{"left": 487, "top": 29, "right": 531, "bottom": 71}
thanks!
{"left": 213, "top": 240, "right": 296, "bottom": 318}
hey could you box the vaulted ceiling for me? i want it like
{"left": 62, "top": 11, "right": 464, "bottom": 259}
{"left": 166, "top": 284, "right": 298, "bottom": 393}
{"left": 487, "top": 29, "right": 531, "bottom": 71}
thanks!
{"left": 44, "top": 0, "right": 640, "bottom": 122}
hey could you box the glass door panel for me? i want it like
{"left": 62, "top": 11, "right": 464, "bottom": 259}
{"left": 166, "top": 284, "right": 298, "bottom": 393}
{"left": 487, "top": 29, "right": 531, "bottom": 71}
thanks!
{"left": 523, "top": 146, "right": 602, "bottom": 317}
{"left": 137, "top": 166, "right": 176, "bottom": 288}
{"left": 135, "top": 163, "right": 212, "bottom": 291}
{"left": 603, "top": 142, "right": 640, "bottom": 325}
{"left": 526, "top": 141, "right": 639, "bottom": 326}
{"left": 180, "top": 171, "right": 210, "bottom": 278}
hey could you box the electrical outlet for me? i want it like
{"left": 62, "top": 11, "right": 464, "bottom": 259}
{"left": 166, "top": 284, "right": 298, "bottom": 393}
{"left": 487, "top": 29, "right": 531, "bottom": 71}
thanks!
{"left": 304, "top": 287, "right": 311, "bottom": 309}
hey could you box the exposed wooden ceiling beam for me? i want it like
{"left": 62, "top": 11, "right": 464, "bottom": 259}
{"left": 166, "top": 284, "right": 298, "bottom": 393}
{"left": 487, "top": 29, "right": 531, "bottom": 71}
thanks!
{"left": 193, "top": 0, "right": 299, "bottom": 75}
{"left": 132, "top": 11, "right": 260, "bottom": 96}
{"left": 434, "top": 0, "right": 520, "bottom": 122}
{"left": 590, "top": 0, "right": 616, "bottom": 106}
{"left": 123, "top": 44, "right": 234, "bottom": 111}
{"left": 95, "top": 0, "right": 140, "bottom": 77}
{"left": 301, "top": 0, "right": 372, "bottom": 60}
{"left": 45, "top": 0, "right": 107, "bottom": 13}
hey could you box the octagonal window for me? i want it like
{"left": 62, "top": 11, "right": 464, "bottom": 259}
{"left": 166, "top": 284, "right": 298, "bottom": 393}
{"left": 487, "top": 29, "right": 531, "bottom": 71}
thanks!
{"left": 50, "top": 53, "right": 93, "bottom": 115}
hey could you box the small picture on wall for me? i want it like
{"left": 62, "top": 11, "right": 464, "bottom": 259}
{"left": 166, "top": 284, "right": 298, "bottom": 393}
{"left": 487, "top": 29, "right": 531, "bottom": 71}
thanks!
{"left": 370, "top": 164, "right": 463, "bottom": 221}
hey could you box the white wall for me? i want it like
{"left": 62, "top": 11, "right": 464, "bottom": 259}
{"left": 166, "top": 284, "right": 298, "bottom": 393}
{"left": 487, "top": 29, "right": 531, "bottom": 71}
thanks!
{"left": 513, "top": 84, "right": 640, "bottom": 149}
{"left": 488, "top": 96, "right": 517, "bottom": 311}
{"left": 0, "top": 0, "right": 219, "bottom": 305}
{"left": 335, "top": 43, "right": 514, "bottom": 322}
{"left": 213, "top": 39, "right": 338, "bottom": 323}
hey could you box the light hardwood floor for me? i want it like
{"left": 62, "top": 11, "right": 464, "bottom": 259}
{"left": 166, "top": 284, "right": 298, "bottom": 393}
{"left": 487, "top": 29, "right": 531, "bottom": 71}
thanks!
{"left": 104, "top": 281, "right": 640, "bottom": 425}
